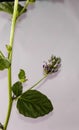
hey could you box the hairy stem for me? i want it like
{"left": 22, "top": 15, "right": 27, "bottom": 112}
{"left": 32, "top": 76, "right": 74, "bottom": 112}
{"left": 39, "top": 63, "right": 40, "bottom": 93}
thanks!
{"left": 3, "top": 0, "right": 18, "bottom": 130}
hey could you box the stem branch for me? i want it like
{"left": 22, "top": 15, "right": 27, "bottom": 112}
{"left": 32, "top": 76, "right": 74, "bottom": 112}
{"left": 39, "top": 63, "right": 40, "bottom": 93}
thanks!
{"left": 18, "top": 0, "right": 30, "bottom": 17}
{"left": 28, "top": 74, "right": 48, "bottom": 90}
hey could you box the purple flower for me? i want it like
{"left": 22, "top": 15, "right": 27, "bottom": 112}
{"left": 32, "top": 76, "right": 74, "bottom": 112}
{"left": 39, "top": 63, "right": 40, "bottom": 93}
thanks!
{"left": 43, "top": 55, "right": 61, "bottom": 75}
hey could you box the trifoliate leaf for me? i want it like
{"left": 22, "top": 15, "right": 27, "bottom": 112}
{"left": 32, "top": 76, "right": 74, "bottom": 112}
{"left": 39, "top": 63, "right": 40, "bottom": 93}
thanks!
{"left": 18, "top": 69, "right": 27, "bottom": 83}
{"left": 17, "top": 90, "right": 53, "bottom": 118}
{"left": 12, "top": 81, "right": 23, "bottom": 97}
{"left": 0, "top": 51, "right": 11, "bottom": 70}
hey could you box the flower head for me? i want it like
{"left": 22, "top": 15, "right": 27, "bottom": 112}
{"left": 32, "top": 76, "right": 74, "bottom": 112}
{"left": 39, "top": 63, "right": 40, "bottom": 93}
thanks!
{"left": 43, "top": 55, "right": 61, "bottom": 75}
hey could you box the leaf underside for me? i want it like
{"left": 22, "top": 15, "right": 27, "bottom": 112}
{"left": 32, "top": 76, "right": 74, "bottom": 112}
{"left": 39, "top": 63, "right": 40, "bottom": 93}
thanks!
{"left": 17, "top": 90, "right": 53, "bottom": 118}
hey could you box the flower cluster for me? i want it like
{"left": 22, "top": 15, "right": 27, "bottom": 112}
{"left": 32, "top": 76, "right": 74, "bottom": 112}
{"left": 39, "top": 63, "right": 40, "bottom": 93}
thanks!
{"left": 43, "top": 55, "right": 61, "bottom": 75}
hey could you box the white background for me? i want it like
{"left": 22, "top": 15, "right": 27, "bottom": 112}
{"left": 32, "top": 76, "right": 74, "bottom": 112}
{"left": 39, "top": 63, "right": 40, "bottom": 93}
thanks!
{"left": 0, "top": 0, "right": 79, "bottom": 130}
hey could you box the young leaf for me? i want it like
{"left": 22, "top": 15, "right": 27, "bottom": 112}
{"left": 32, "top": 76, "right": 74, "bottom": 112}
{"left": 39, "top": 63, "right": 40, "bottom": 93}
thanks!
{"left": 6, "top": 44, "right": 12, "bottom": 52}
{"left": 18, "top": 69, "right": 27, "bottom": 83}
{"left": 17, "top": 90, "right": 53, "bottom": 118}
{"left": 0, "top": 51, "right": 11, "bottom": 70}
{"left": 12, "top": 81, "right": 23, "bottom": 97}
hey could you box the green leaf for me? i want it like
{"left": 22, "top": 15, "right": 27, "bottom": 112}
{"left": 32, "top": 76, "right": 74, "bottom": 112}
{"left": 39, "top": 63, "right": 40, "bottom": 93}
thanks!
{"left": 17, "top": 90, "right": 53, "bottom": 118}
{"left": 0, "top": 2, "right": 14, "bottom": 14}
{"left": 12, "top": 81, "right": 23, "bottom": 97}
{"left": 0, "top": 51, "right": 11, "bottom": 70}
{"left": 18, "top": 69, "right": 27, "bottom": 83}
{"left": 0, "top": 2, "right": 27, "bottom": 16}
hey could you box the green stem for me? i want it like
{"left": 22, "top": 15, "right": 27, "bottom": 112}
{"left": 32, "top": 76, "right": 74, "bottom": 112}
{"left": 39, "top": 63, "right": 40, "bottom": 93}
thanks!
{"left": 13, "top": 75, "right": 48, "bottom": 101}
{"left": 3, "top": 1, "right": 18, "bottom": 130}
{"left": 18, "top": 0, "right": 30, "bottom": 17}
{"left": 28, "top": 74, "right": 48, "bottom": 90}
{"left": 3, "top": 68, "right": 13, "bottom": 130}
{"left": 9, "top": 1, "right": 18, "bottom": 61}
